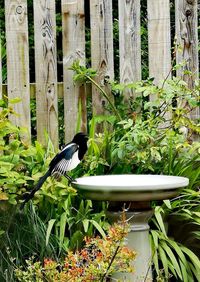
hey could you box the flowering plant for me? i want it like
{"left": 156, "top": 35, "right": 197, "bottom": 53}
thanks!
{"left": 15, "top": 223, "right": 136, "bottom": 282}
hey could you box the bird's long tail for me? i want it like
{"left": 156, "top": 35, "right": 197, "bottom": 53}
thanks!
{"left": 20, "top": 170, "right": 51, "bottom": 210}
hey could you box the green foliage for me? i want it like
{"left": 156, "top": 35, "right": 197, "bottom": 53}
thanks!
{"left": 1, "top": 60, "right": 200, "bottom": 281}
{"left": 0, "top": 204, "right": 61, "bottom": 282}
{"left": 42, "top": 194, "right": 108, "bottom": 252}
{"left": 0, "top": 101, "right": 56, "bottom": 205}
{"left": 0, "top": 100, "right": 110, "bottom": 281}
{"left": 70, "top": 61, "right": 122, "bottom": 121}
{"left": 0, "top": 40, "right": 6, "bottom": 83}
{"left": 151, "top": 203, "right": 200, "bottom": 281}
{"left": 77, "top": 76, "right": 200, "bottom": 180}
{"left": 70, "top": 66, "right": 200, "bottom": 280}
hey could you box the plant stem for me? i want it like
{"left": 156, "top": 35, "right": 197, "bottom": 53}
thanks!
{"left": 86, "top": 75, "right": 122, "bottom": 121}
{"left": 100, "top": 245, "right": 120, "bottom": 282}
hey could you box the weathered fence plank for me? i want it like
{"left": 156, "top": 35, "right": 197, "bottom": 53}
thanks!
{"left": 5, "top": 0, "right": 31, "bottom": 143}
{"left": 33, "top": 0, "right": 58, "bottom": 148}
{"left": 118, "top": 0, "right": 141, "bottom": 99}
{"left": 175, "top": 0, "right": 199, "bottom": 120}
{"left": 90, "top": 0, "right": 114, "bottom": 119}
{"left": 62, "top": 0, "right": 86, "bottom": 143}
{"left": 148, "top": 0, "right": 171, "bottom": 90}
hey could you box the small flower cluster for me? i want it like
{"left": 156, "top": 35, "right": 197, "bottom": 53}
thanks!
{"left": 15, "top": 223, "right": 136, "bottom": 282}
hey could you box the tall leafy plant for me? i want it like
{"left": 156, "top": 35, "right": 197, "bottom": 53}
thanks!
{"left": 70, "top": 62, "right": 200, "bottom": 281}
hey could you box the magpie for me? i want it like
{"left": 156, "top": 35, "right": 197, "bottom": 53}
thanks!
{"left": 20, "top": 132, "right": 88, "bottom": 209}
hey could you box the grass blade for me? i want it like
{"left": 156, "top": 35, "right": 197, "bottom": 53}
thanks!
{"left": 46, "top": 219, "right": 56, "bottom": 246}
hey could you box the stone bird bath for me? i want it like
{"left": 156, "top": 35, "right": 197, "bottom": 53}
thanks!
{"left": 72, "top": 174, "right": 189, "bottom": 281}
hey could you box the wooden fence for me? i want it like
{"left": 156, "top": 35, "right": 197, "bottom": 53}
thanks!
{"left": 0, "top": 0, "right": 199, "bottom": 147}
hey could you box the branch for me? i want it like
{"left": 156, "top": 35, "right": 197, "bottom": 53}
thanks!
{"left": 86, "top": 75, "right": 122, "bottom": 121}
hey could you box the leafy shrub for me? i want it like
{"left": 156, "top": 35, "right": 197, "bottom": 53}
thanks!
{"left": 14, "top": 222, "right": 136, "bottom": 282}
{"left": 151, "top": 203, "right": 200, "bottom": 281}
{"left": 70, "top": 62, "right": 200, "bottom": 281}
{"left": 0, "top": 110, "right": 57, "bottom": 207}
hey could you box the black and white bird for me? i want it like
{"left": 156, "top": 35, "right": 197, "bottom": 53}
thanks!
{"left": 20, "top": 132, "right": 88, "bottom": 209}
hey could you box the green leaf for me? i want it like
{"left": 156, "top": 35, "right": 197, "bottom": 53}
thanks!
{"left": 188, "top": 262, "right": 200, "bottom": 282}
{"left": 161, "top": 241, "right": 182, "bottom": 279}
{"left": 158, "top": 245, "right": 169, "bottom": 279}
{"left": 168, "top": 240, "right": 187, "bottom": 267}
{"left": 154, "top": 207, "right": 167, "bottom": 236}
{"left": 0, "top": 229, "right": 5, "bottom": 236}
{"left": 150, "top": 230, "right": 159, "bottom": 249}
{"left": 0, "top": 99, "right": 6, "bottom": 107}
{"left": 167, "top": 261, "right": 178, "bottom": 279}
{"left": 179, "top": 259, "right": 189, "bottom": 282}
{"left": 117, "top": 149, "right": 123, "bottom": 159}
{"left": 123, "top": 119, "right": 133, "bottom": 129}
{"left": 181, "top": 246, "right": 200, "bottom": 272}
{"left": 46, "top": 219, "right": 56, "bottom": 246}
{"left": 70, "top": 230, "right": 84, "bottom": 250}
{"left": 59, "top": 212, "right": 67, "bottom": 249}
{"left": 9, "top": 97, "right": 22, "bottom": 104}
{"left": 90, "top": 220, "right": 106, "bottom": 238}
{"left": 150, "top": 236, "right": 159, "bottom": 275}
{"left": 163, "top": 200, "right": 171, "bottom": 209}
{"left": 82, "top": 219, "right": 89, "bottom": 233}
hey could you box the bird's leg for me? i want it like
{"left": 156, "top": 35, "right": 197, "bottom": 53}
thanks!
{"left": 64, "top": 173, "right": 76, "bottom": 186}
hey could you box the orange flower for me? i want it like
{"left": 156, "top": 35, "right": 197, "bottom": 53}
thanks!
{"left": 80, "top": 249, "right": 88, "bottom": 259}
{"left": 43, "top": 258, "right": 54, "bottom": 267}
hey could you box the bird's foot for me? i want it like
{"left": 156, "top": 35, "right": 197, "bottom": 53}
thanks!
{"left": 64, "top": 173, "right": 76, "bottom": 186}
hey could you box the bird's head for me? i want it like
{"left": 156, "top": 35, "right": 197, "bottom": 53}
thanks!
{"left": 73, "top": 132, "right": 88, "bottom": 160}
{"left": 72, "top": 132, "right": 88, "bottom": 146}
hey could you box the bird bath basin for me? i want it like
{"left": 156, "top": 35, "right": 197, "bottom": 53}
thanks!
{"left": 72, "top": 174, "right": 189, "bottom": 281}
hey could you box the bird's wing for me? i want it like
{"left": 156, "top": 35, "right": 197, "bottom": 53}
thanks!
{"left": 49, "top": 143, "right": 79, "bottom": 172}
{"left": 52, "top": 158, "right": 71, "bottom": 175}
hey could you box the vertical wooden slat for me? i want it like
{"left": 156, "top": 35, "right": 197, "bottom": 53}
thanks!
{"left": 148, "top": 0, "right": 171, "bottom": 89}
{"left": 5, "top": 0, "right": 31, "bottom": 143}
{"left": 118, "top": 0, "right": 141, "bottom": 99}
{"left": 62, "top": 0, "right": 86, "bottom": 143}
{"left": 33, "top": 0, "right": 58, "bottom": 148}
{"left": 90, "top": 0, "right": 114, "bottom": 118}
{"left": 175, "top": 0, "right": 199, "bottom": 120}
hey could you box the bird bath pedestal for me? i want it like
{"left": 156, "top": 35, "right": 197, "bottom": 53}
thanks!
{"left": 72, "top": 175, "right": 189, "bottom": 281}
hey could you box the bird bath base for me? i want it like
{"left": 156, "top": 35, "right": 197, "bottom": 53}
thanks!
{"left": 72, "top": 175, "right": 189, "bottom": 281}
{"left": 108, "top": 204, "right": 153, "bottom": 281}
